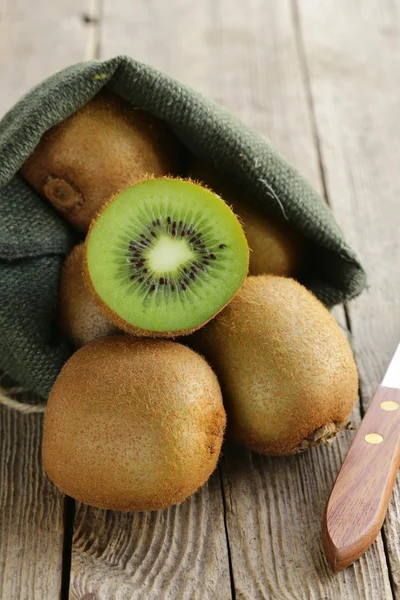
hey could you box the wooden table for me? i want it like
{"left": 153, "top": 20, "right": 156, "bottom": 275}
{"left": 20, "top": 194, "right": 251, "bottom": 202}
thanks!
{"left": 1, "top": 1, "right": 399, "bottom": 598}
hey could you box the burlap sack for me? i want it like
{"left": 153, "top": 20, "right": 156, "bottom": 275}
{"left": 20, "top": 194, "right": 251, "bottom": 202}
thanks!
{"left": 0, "top": 56, "right": 366, "bottom": 401}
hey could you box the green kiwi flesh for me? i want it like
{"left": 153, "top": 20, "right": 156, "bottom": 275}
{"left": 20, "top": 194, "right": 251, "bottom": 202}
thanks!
{"left": 191, "top": 275, "right": 359, "bottom": 456}
{"left": 58, "top": 243, "right": 119, "bottom": 348}
{"left": 42, "top": 336, "right": 226, "bottom": 511}
{"left": 85, "top": 178, "right": 249, "bottom": 336}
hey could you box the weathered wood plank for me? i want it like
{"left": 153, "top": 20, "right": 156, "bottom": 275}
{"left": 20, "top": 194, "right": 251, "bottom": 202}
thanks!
{"left": 298, "top": 0, "right": 400, "bottom": 594}
{"left": 70, "top": 473, "right": 231, "bottom": 600}
{"left": 69, "top": 1, "right": 394, "bottom": 599}
{"left": 0, "top": 0, "right": 97, "bottom": 117}
{"left": 0, "top": 406, "right": 64, "bottom": 599}
{"left": 0, "top": 1, "right": 96, "bottom": 598}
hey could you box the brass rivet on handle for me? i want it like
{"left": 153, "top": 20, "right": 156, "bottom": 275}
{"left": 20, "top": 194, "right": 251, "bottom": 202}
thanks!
{"left": 365, "top": 433, "right": 384, "bottom": 444}
{"left": 380, "top": 401, "right": 399, "bottom": 412}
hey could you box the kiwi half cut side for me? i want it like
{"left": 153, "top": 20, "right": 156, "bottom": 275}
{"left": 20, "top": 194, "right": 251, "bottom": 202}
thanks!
{"left": 85, "top": 178, "right": 249, "bottom": 336}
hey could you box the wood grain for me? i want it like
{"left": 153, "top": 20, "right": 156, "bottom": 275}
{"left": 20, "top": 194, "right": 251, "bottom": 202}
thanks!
{"left": 0, "top": 406, "right": 64, "bottom": 599}
{"left": 324, "top": 386, "right": 400, "bottom": 571}
{"left": 70, "top": 473, "right": 231, "bottom": 600}
{"left": 298, "top": 0, "right": 400, "bottom": 593}
{"left": 0, "top": 0, "right": 98, "bottom": 117}
{"left": 0, "top": 2, "right": 97, "bottom": 598}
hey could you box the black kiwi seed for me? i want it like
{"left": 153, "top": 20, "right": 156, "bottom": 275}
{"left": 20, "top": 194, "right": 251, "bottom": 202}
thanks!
{"left": 159, "top": 277, "right": 165, "bottom": 285}
{"left": 210, "top": 254, "right": 217, "bottom": 260}
{"left": 150, "top": 284, "right": 156, "bottom": 292}
{"left": 181, "top": 282, "right": 187, "bottom": 291}
{"left": 190, "top": 273, "right": 197, "bottom": 280}
{"left": 219, "top": 244, "right": 227, "bottom": 249}
{"left": 167, "top": 216, "right": 171, "bottom": 224}
{"left": 151, "top": 231, "right": 157, "bottom": 238}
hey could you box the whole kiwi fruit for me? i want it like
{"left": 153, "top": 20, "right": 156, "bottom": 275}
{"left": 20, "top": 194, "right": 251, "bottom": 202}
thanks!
{"left": 42, "top": 336, "right": 226, "bottom": 511}
{"left": 190, "top": 161, "right": 305, "bottom": 277}
{"left": 21, "top": 90, "right": 181, "bottom": 231}
{"left": 191, "top": 275, "right": 358, "bottom": 456}
{"left": 58, "top": 243, "right": 119, "bottom": 348}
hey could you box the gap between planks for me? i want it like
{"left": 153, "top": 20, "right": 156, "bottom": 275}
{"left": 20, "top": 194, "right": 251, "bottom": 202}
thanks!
{"left": 293, "top": 0, "right": 396, "bottom": 591}
{"left": 297, "top": 0, "right": 400, "bottom": 595}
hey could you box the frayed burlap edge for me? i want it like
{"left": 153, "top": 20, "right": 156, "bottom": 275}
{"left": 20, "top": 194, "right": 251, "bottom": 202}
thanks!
{"left": 0, "top": 385, "right": 46, "bottom": 413}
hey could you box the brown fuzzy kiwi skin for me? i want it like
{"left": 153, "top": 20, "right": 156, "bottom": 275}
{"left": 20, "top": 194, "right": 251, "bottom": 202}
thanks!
{"left": 83, "top": 177, "right": 250, "bottom": 338}
{"left": 190, "top": 275, "right": 359, "bottom": 456}
{"left": 190, "top": 161, "right": 305, "bottom": 278}
{"left": 20, "top": 90, "right": 182, "bottom": 232}
{"left": 42, "top": 336, "right": 226, "bottom": 512}
{"left": 58, "top": 243, "right": 119, "bottom": 348}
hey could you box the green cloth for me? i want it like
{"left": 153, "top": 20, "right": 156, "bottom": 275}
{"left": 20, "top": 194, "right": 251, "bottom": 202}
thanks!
{"left": 0, "top": 56, "right": 366, "bottom": 400}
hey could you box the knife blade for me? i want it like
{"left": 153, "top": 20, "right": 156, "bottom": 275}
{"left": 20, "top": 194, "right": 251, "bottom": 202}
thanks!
{"left": 323, "top": 343, "right": 400, "bottom": 571}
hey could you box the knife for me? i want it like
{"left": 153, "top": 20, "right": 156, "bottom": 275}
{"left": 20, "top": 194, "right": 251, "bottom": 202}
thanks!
{"left": 323, "top": 343, "right": 400, "bottom": 571}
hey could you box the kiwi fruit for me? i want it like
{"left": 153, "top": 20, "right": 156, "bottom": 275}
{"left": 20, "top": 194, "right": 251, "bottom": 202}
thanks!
{"left": 84, "top": 177, "right": 249, "bottom": 337}
{"left": 42, "top": 336, "right": 226, "bottom": 511}
{"left": 58, "top": 243, "right": 119, "bottom": 347}
{"left": 21, "top": 90, "right": 181, "bottom": 231}
{"left": 191, "top": 275, "right": 358, "bottom": 456}
{"left": 190, "top": 161, "right": 305, "bottom": 277}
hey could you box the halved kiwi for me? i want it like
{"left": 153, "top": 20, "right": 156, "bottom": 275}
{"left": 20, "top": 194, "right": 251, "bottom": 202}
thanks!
{"left": 85, "top": 178, "right": 249, "bottom": 336}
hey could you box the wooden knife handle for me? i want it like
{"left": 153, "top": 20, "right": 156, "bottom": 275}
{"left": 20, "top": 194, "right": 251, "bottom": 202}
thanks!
{"left": 323, "top": 386, "right": 400, "bottom": 571}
